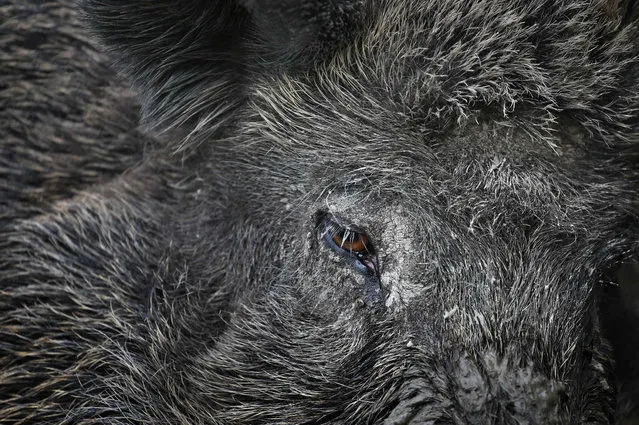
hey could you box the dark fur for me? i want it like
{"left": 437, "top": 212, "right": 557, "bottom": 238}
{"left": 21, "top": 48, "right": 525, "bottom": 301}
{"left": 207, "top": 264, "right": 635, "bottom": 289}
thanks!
{"left": 2, "top": 0, "right": 639, "bottom": 423}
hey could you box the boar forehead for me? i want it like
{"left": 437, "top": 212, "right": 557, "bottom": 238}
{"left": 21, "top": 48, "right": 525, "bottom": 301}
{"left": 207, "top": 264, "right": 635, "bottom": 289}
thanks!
{"left": 246, "top": 71, "right": 621, "bottom": 230}
{"left": 247, "top": 0, "right": 629, "bottom": 140}
{"left": 239, "top": 0, "right": 632, "bottom": 239}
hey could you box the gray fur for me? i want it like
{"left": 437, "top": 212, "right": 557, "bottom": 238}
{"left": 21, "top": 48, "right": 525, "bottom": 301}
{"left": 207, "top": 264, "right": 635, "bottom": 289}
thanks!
{"left": 2, "top": 0, "right": 639, "bottom": 424}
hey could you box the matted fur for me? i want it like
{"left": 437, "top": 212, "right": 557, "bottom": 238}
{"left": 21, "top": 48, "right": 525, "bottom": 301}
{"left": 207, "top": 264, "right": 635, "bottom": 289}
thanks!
{"left": 2, "top": 0, "right": 639, "bottom": 424}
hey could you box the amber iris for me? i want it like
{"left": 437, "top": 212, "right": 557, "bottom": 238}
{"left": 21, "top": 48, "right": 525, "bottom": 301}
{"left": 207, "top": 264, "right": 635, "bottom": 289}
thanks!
{"left": 331, "top": 230, "right": 369, "bottom": 254}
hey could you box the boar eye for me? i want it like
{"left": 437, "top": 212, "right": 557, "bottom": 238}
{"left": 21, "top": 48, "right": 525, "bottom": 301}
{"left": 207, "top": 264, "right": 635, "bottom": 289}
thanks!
{"left": 331, "top": 229, "right": 369, "bottom": 254}
{"left": 320, "top": 213, "right": 379, "bottom": 276}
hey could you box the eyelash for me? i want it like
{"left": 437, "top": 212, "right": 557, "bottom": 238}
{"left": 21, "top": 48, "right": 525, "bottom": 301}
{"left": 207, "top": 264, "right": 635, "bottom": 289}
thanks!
{"left": 320, "top": 213, "right": 379, "bottom": 276}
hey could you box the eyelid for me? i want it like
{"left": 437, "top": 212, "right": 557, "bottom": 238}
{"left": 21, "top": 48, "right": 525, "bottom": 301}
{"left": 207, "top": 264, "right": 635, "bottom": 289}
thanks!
{"left": 321, "top": 214, "right": 366, "bottom": 238}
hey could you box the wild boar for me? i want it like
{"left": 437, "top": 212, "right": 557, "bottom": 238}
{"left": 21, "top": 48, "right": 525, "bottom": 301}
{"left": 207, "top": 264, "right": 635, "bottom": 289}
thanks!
{"left": 1, "top": 0, "right": 639, "bottom": 424}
